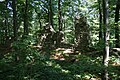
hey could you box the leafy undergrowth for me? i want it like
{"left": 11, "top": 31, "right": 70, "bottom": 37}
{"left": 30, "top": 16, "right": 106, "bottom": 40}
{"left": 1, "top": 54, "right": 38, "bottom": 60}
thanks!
{"left": 0, "top": 53, "right": 120, "bottom": 80}
{"left": 0, "top": 37, "right": 120, "bottom": 80}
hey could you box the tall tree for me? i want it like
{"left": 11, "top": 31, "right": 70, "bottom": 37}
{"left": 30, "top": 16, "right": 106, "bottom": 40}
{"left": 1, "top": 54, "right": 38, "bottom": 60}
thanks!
{"left": 12, "top": 0, "right": 19, "bottom": 62}
{"left": 12, "top": 0, "right": 17, "bottom": 38}
{"left": 4, "top": 1, "right": 8, "bottom": 43}
{"left": 49, "top": 0, "right": 54, "bottom": 27}
{"left": 58, "top": 0, "right": 62, "bottom": 31}
{"left": 24, "top": 0, "right": 28, "bottom": 35}
{"left": 115, "top": 0, "right": 120, "bottom": 48}
{"left": 102, "top": 0, "right": 109, "bottom": 79}
{"left": 98, "top": 0, "right": 103, "bottom": 42}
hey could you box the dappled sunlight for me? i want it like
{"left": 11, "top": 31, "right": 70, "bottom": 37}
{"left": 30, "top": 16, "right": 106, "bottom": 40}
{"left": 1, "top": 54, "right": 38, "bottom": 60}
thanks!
{"left": 0, "top": 0, "right": 120, "bottom": 79}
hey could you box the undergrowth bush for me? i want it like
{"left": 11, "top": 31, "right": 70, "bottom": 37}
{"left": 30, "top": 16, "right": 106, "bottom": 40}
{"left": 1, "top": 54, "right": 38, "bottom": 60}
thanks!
{"left": 0, "top": 36, "right": 120, "bottom": 80}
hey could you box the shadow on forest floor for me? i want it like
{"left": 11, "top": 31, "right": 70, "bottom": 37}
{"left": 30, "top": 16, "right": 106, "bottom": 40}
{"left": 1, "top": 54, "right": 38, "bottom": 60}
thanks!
{"left": 0, "top": 41, "right": 120, "bottom": 80}
{"left": 0, "top": 51, "right": 120, "bottom": 80}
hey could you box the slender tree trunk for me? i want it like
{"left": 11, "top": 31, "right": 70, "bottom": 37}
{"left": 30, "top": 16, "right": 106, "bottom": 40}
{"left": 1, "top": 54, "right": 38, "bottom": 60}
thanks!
{"left": 102, "top": 0, "right": 109, "bottom": 80}
{"left": 24, "top": 0, "right": 28, "bottom": 35}
{"left": 115, "top": 0, "right": 120, "bottom": 48}
{"left": 12, "top": 0, "right": 17, "bottom": 39}
{"left": 49, "top": 0, "right": 54, "bottom": 28}
{"left": 5, "top": 15, "right": 8, "bottom": 43}
{"left": 98, "top": 0, "right": 103, "bottom": 42}
{"left": 62, "top": 13, "right": 66, "bottom": 40}
{"left": 5, "top": 1, "right": 8, "bottom": 43}
{"left": 55, "top": 0, "right": 63, "bottom": 48}
{"left": 12, "top": 0, "right": 19, "bottom": 62}
{"left": 58, "top": 0, "right": 62, "bottom": 31}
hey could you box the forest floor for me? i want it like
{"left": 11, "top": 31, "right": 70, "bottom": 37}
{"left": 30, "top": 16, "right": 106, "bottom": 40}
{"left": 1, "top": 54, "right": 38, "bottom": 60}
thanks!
{"left": 0, "top": 46, "right": 120, "bottom": 80}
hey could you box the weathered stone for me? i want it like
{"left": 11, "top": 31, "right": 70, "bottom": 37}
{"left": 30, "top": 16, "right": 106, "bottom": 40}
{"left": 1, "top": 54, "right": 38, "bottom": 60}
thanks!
{"left": 36, "top": 23, "right": 64, "bottom": 50}
{"left": 74, "top": 15, "right": 90, "bottom": 52}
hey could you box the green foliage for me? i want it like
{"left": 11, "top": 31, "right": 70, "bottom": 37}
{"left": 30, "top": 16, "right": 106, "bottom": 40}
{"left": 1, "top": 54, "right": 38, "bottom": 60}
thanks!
{"left": 0, "top": 48, "right": 120, "bottom": 80}
{"left": 0, "top": 0, "right": 120, "bottom": 80}
{"left": 11, "top": 36, "right": 40, "bottom": 62}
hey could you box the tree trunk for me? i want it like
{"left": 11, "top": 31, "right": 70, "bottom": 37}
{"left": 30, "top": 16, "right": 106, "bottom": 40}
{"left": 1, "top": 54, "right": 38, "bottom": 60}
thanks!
{"left": 24, "top": 0, "right": 28, "bottom": 35}
{"left": 5, "top": 1, "right": 9, "bottom": 43}
{"left": 48, "top": 0, "right": 54, "bottom": 28}
{"left": 115, "top": 0, "right": 120, "bottom": 48}
{"left": 12, "top": 0, "right": 17, "bottom": 39}
{"left": 98, "top": 0, "right": 103, "bottom": 42}
{"left": 12, "top": 0, "right": 18, "bottom": 62}
{"left": 56, "top": 0, "right": 63, "bottom": 48}
{"left": 102, "top": 0, "right": 109, "bottom": 79}
{"left": 58, "top": 0, "right": 62, "bottom": 31}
